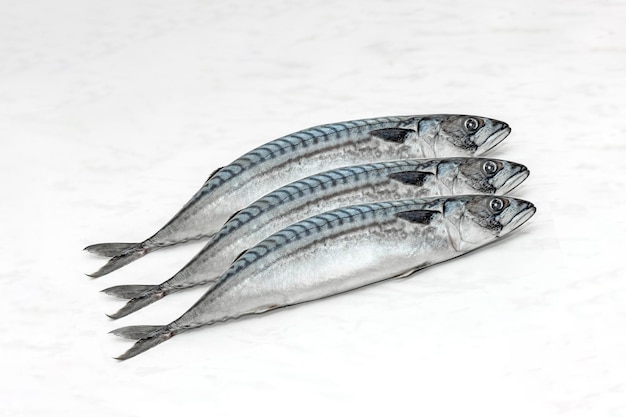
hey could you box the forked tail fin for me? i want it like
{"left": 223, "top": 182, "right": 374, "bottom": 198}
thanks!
{"left": 106, "top": 289, "right": 168, "bottom": 320}
{"left": 110, "top": 325, "right": 164, "bottom": 340}
{"left": 114, "top": 327, "right": 182, "bottom": 360}
{"left": 84, "top": 242, "right": 139, "bottom": 258}
{"left": 101, "top": 285, "right": 156, "bottom": 300}
{"left": 87, "top": 245, "right": 153, "bottom": 278}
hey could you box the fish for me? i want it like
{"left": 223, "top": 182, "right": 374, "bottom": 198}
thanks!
{"left": 85, "top": 114, "right": 511, "bottom": 277}
{"left": 112, "top": 195, "right": 536, "bottom": 360}
{"left": 103, "top": 158, "right": 529, "bottom": 318}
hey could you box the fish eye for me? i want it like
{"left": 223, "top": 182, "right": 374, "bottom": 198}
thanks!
{"left": 489, "top": 197, "right": 505, "bottom": 212}
{"left": 482, "top": 160, "right": 499, "bottom": 176}
{"left": 464, "top": 117, "right": 479, "bottom": 132}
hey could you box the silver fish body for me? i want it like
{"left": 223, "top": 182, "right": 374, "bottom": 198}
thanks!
{"left": 114, "top": 195, "right": 536, "bottom": 359}
{"left": 104, "top": 157, "right": 529, "bottom": 318}
{"left": 86, "top": 115, "right": 510, "bottom": 277}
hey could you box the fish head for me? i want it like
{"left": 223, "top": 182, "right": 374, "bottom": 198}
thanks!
{"left": 443, "top": 195, "right": 535, "bottom": 251}
{"left": 438, "top": 158, "right": 530, "bottom": 194}
{"left": 417, "top": 115, "right": 510, "bottom": 157}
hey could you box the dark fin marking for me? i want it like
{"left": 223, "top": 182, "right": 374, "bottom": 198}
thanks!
{"left": 87, "top": 245, "right": 151, "bottom": 278}
{"left": 110, "top": 325, "right": 164, "bottom": 340}
{"left": 370, "top": 128, "right": 413, "bottom": 143}
{"left": 225, "top": 209, "right": 242, "bottom": 223}
{"left": 388, "top": 171, "right": 432, "bottom": 187}
{"left": 392, "top": 262, "right": 430, "bottom": 279}
{"left": 395, "top": 209, "right": 438, "bottom": 225}
{"left": 107, "top": 290, "right": 168, "bottom": 320}
{"left": 206, "top": 166, "right": 224, "bottom": 182}
{"left": 84, "top": 242, "right": 138, "bottom": 258}
{"left": 233, "top": 249, "right": 247, "bottom": 263}
{"left": 115, "top": 328, "right": 179, "bottom": 360}
{"left": 101, "top": 285, "right": 156, "bottom": 300}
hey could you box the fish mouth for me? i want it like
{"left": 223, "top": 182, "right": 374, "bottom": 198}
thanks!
{"left": 501, "top": 202, "right": 536, "bottom": 235}
{"left": 481, "top": 125, "right": 511, "bottom": 154}
{"left": 499, "top": 167, "right": 530, "bottom": 194}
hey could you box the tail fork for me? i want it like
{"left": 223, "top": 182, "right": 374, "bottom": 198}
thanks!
{"left": 110, "top": 325, "right": 165, "bottom": 340}
{"left": 101, "top": 285, "right": 156, "bottom": 300}
{"left": 115, "top": 327, "right": 182, "bottom": 360}
{"left": 109, "top": 325, "right": 165, "bottom": 340}
{"left": 87, "top": 245, "right": 153, "bottom": 278}
{"left": 84, "top": 242, "right": 138, "bottom": 258}
{"left": 106, "top": 289, "right": 168, "bottom": 320}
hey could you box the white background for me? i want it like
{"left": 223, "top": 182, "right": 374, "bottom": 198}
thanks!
{"left": 1, "top": 1, "right": 625, "bottom": 416}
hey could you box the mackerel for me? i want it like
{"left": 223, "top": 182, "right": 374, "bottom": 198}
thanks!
{"left": 113, "top": 195, "right": 536, "bottom": 360}
{"left": 86, "top": 115, "right": 510, "bottom": 277}
{"left": 103, "top": 157, "right": 529, "bottom": 318}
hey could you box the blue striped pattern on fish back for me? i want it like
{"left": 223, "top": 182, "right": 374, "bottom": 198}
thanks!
{"left": 214, "top": 159, "right": 428, "bottom": 240}
{"left": 220, "top": 199, "right": 442, "bottom": 281}
{"left": 201, "top": 116, "right": 418, "bottom": 193}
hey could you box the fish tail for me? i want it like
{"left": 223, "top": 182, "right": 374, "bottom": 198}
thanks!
{"left": 106, "top": 288, "right": 169, "bottom": 319}
{"left": 115, "top": 327, "right": 181, "bottom": 360}
{"left": 86, "top": 244, "right": 154, "bottom": 278}
{"left": 101, "top": 284, "right": 156, "bottom": 300}
{"left": 109, "top": 325, "right": 165, "bottom": 340}
{"left": 84, "top": 242, "right": 139, "bottom": 258}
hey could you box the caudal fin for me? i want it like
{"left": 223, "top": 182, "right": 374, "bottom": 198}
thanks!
{"left": 115, "top": 327, "right": 181, "bottom": 360}
{"left": 101, "top": 285, "right": 156, "bottom": 300}
{"left": 107, "top": 289, "right": 168, "bottom": 319}
{"left": 87, "top": 245, "right": 152, "bottom": 278}
{"left": 84, "top": 242, "right": 139, "bottom": 258}
{"left": 110, "top": 325, "right": 164, "bottom": 340}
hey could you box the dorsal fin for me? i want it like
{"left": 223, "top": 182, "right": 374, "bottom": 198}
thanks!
{"left": 225, "top": 209, "right": 242, "bottom": 223}
{"left": 370, "top": 128, "right": 413, "bottom": 143}
{"left": 206, "top": 166, "right": 224, "bottom": 182}
{"left": 233, "top": 249, "right": 247, "bottom": 262}
{"left": 395, "top": 209, "right": 438, "bottom": 225}
{"left": 388, "top": 171, "right": 432, "bottom": 187}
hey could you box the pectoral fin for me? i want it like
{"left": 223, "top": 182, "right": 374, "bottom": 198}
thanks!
{"left": 395, "top": 209, "right": 438, "bottom": 225}
{"left": 370, "top": 128, "right": 413, "bottom": 143}
{"left": 388, "top": 171, "right": 432, "bottom": 187}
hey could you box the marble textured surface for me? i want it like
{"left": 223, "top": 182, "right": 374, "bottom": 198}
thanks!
{"left": 1, "top": 0, "right": 625, "bottom": 416}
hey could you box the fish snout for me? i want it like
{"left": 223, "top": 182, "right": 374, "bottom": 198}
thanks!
{"left": 480, "top": 123, "right": 511, "bottom": 153}
{"left": 500, "top": 164, "right": 530, "bottom": 194}
{"left": 501, "top": 200, "right": 536, "bottom": 235}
